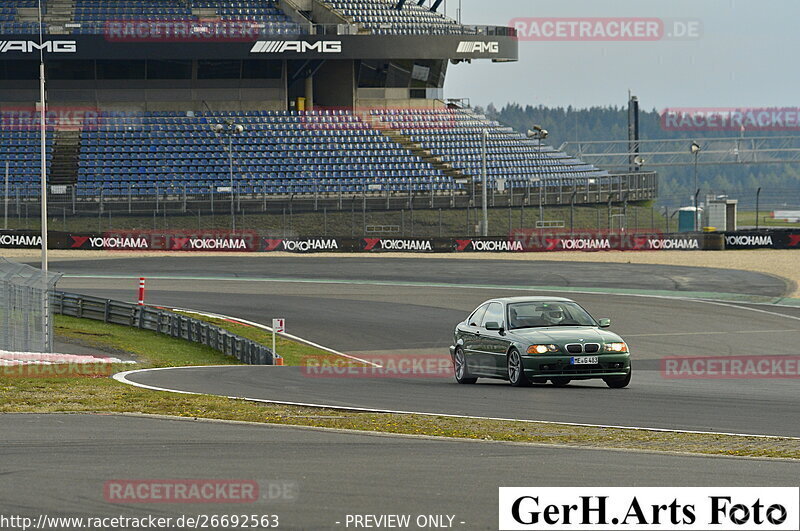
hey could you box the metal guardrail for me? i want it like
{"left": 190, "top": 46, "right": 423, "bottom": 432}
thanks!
{"left": 51, "top": 291, "right": 275, "bottom": 365}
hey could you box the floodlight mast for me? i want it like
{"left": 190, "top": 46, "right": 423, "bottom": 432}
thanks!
{"left": 212, "top": 121, "right": 244, "bottom": 231}
{"left": 481, "top": 129, "right": 488, "bottom": 236}
{"left": 38, "top": 0, "right": 48, "bottom": 273}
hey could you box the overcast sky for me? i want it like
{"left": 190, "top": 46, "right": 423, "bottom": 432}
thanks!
{"left": 440, "top": 0, "right": 798, "bottom": 110}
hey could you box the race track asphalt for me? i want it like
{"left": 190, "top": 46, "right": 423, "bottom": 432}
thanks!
{"left": 40, "top": 255, "right": 790, "bottom": 297}
{"left": 49, "top": 256, "right": 800, "bottom": 437}
{"left": 3, "top": 414, "right": 799, "bottom": 530}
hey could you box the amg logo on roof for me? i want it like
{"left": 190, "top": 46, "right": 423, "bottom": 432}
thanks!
{"left": 250, "top": 41, "right": 342, "bottom": 54}
{"left": 456, "top": 41, "right": 499, "bottom": 54}
{"left": 0, "top": 41, "right": 77, "bottom": 53}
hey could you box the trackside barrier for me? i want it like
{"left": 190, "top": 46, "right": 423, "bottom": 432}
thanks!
{"left": 722, "top": 231, "right": 800, "bottom": 249}
{"left": 51, "top": 291, "right": 275, "bottom": 365}
{"left": 2, "top": 229, "right": 799, "bottom": 252}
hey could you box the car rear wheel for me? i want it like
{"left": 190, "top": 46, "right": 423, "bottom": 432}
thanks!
{"left": 453, "top": 347, "right": 477, "bottom": 384}
{"left": 507, "top": 349, "right": 530, "bottom": 387}
{"left": 604, "top": 370, "right": 632, "bottom": 389}
{"left": 550, "top": 377, "right": 571, "bottom": 387}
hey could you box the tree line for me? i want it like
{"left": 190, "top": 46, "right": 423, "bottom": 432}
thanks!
{"left": 481, "top": 103, "right": 800, "bottom": 208}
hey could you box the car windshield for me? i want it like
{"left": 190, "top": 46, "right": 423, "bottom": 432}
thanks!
{"left": 507, "top": 301, "right": 597, "bottom": 329}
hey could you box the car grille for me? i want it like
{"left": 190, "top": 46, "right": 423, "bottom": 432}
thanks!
{"left": 565, "top": 343, "right": 601, "bottom": 354}
{"left": 540, "top": 366, "right": 606, "bottom": 375}
{"left": 539, "top": 361, "right": 626, "bottom": 375}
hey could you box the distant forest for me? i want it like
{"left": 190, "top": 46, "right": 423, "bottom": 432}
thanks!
{"left": 480, "top": 103, "right": 800, "bottom": 209}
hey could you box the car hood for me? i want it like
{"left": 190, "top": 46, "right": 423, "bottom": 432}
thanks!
{"left": 509, "top": 326, "right": 623, "bottom": 345}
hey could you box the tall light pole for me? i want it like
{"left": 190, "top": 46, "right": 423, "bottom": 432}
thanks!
{"left": 691, "top": 141, "right": 701, "bottom": 230}
{"left": 755, "top": 187, "right": 762, "bottom": 230}
{"left": 527, "top": 127, "right": 549, "bottom": 228}
{"left": 213, "top": 121, "right": 244, "bottom": 232}
{"left": 37, "top": 0, "right": 53, "bottom": 352}
{"left": 38, "top": 0, "right": 48, "bottom": 272}
{"left": 4, "top": 161, "right": 9, "bottom": 230}
{"left": 481, "top": 129, "right": 488, "bottom": 236}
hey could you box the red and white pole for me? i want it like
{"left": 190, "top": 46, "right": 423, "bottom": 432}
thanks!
{"left": 138, "top": 277, "right": 146, "bottom": 306}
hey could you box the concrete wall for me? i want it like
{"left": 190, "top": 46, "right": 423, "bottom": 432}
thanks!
{"left": 355, "top": 88, "right": 447, "bottom": 110}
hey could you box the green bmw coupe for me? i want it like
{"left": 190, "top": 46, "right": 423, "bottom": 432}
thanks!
{"left": 449, "top": 296, "right": 631, "bottom": 388}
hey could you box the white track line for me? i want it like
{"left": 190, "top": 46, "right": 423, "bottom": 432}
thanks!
{"left": 687, "top": 299, "right": 800, "bottom": 323}
{"left": 170, "top": 307, "right": 382, "bottom": 368}
{"left": 113, "top": 366, "right": 800, "bottom": 441}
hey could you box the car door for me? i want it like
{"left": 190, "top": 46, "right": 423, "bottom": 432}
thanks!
{"left": 479, "top": 302, "right": 511, "bottom": 376}
{"left": 459, "top": 303, "right": 488, "bottom": 374}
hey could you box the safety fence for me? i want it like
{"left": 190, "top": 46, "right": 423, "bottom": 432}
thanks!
{"left": 0, "top": 258, "right": 62, "bottom": 352}
{"left": 1, "top": 173, "right": 658, "bottom": 224}
{"left": 51, "top": 291, "right": 275, "bottom": 365}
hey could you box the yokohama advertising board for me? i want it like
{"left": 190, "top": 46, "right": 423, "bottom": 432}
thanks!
{"left": 66, "top": 231, "right": 260, "bottom": 251}
{"left": 508, "top": 230, "right": 711, "bottom": 252}
{"left": 0, "top": 230, "right": 797, "bottom": 252}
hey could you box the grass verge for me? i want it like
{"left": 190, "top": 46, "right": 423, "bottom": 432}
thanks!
{"left": 1, "top": 315, "right": 798, "bottom": 460}
{"left": 55, "top": 314, "right": 243, "bottom": 368}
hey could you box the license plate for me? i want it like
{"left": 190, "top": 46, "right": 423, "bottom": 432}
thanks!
{"left": 571, "top": 356, "right": 598, "bottom": 365}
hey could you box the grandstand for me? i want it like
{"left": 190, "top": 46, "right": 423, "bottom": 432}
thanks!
{"left": 322, "top": 0, "right": 469, "bottom": 35}
{"left": 77, "top": 110, "right": 450, "bottom": 197}
{"left": 0, "top": 0, "right": 656, "bottom": 211}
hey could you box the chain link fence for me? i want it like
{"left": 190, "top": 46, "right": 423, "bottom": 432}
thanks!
{"left": 1, "top": 174, "right": 663, "bottom": 237}
{"left": 0, "top": 258, "right": 62, "bottom": 353}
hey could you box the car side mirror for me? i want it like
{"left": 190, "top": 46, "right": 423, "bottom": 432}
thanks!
{"left": 598, "top": 318, "right": 611, "bottom": 328}
{"left": 485, "top": 321, "right": 503, "bottom": 331}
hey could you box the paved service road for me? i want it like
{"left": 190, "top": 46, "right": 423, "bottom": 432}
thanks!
{"left": 3, "top": 414, "right": 799, "bottom": 530}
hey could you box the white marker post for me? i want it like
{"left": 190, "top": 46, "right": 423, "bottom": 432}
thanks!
{"left": 272, "top": 318, "right": 285, "bottom": 365}
{"left": 137, "top": 277, "right": 146, "bottom": 306}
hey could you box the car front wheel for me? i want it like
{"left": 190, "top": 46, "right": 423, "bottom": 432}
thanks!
{"left": 507, "top": 349, "right": 530, "bottom": 387}
{"left": 551, "top": 377, "right": 571, "bottom": 387}
{"left": 604, "top": 370, "right": 632, "bottom": 389}
{"left": 453, "top": 347, "right": 477, "bottom": 384}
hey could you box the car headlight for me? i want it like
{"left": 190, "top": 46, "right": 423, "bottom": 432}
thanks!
{"left": 527, "top": 344, "right": 559, "bottom": 354}
{"left": 605, "top": 342, "right": 628, "bottom": 353}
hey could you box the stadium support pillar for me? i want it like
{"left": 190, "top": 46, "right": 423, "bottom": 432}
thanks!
{"left": 305, "top": 75, "right": 314, "bottom": 111}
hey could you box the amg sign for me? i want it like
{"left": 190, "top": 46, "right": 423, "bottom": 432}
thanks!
{"left": 0, "top": 40, "right": 77, "bottom": 53}
{"left": 456, "top": 41, "right": 499, "bottom": 53}
{"left": 250, "top": 40, "right": 342, "bottom": 54}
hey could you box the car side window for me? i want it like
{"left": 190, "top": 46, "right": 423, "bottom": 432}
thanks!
{"left": 468, "top": 304, "right": 489, "bottom": 327}
{"left": 481, "top": 303, "right": 504, "bottom": 328}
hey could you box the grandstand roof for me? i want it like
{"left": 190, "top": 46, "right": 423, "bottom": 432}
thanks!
{"left": 0, "top": 0, "right": 517, "bottom": 61}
